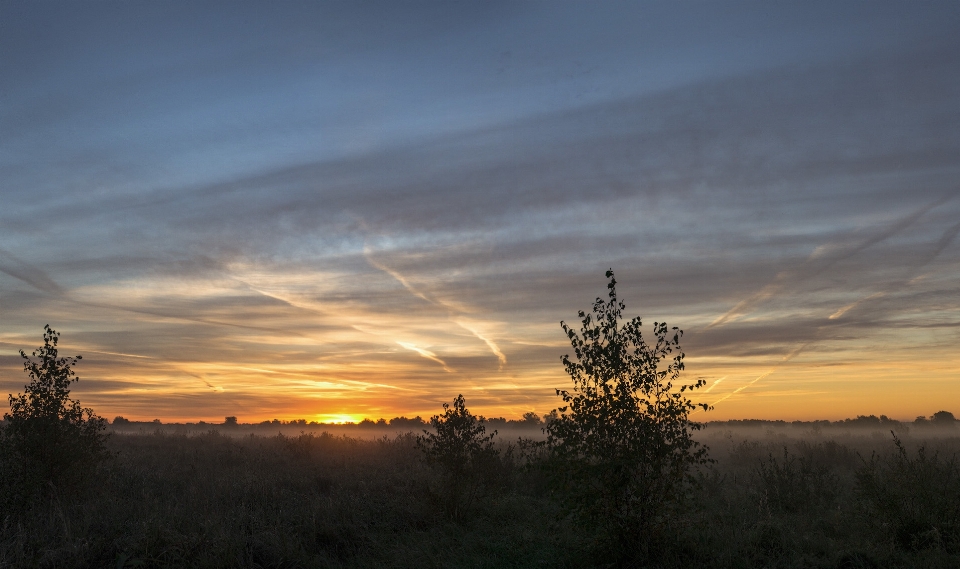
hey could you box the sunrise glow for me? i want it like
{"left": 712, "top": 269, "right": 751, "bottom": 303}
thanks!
{"left": 2, "top": 2, "right": 958, "bottom": 424}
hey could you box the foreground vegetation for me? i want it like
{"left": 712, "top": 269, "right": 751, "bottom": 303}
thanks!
{"left": 1, "top": 427, "right": 959, "bottom": 568}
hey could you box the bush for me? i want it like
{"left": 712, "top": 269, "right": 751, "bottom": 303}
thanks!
{"left": 0, "top": 325, "right": 108, "bottom": 503}
{"left": 756, "top": 447, "right": 839, "bottom": 514}
{"left": 417, "top": 394, "right": 499, "bottom": 520}
{"left": 546, "top": 270, "right": 710, "bottom": 560}
{"left": 856, "top": 433, "right": 960, "bottom": 552}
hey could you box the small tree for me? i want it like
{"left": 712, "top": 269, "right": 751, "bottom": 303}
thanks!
{"left": 417, "top": 394, "right": 498, "bottom": 520}
{"left": 2, "top": 325, "right": 107, "bottom": 499}
{"left": 547, "top": 270, "right": 710, "bottom": 559}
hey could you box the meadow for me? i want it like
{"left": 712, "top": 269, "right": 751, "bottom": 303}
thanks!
{"left": 2, "top": 420, "right": 958, "bottom": 568}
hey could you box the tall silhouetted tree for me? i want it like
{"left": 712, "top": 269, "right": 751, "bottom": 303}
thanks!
{"left": 547, "top": 270, "right": 710, "bottom": 560}
{"left": 1, "top": 325, "right": 107, "bottom": 500}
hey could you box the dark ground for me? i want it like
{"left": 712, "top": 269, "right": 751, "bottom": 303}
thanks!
{"left": 2, "top": 424, "right": 959, "bottom": 568}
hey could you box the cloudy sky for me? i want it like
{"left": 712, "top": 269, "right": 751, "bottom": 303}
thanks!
{"left": 2, "top": 1, "right": 959, "bottom": 422}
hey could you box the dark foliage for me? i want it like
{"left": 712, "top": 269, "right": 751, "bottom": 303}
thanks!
{"left": 857, "top": 433, "right": 960, "bottom": 553}
{"left": 1, "top": 425, "right": 959, "bottom": 567}
{"left": 417, "top": 394, "right": 500, "bottom": 520}
{"left": 546, "top": 270, "right": 710, "bottom": 561}
{"left": 0, "top": 431, "right": 577, "bottom": 568}
{"left": 0, "top": 325, "right": 108, "bottom": 505}
{"left": 756, "top": 447, "right": 840, "bottom": 514}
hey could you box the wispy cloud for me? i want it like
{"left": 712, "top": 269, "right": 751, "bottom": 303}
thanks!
{"left": 829, "top": 213, "right": 960, "bottom": 321}
{"left": 396, "top": 341, "right": 452, "bottom": 373}
{"left": 708, "top": 192, "right": 959, "bottom": 329}
{"left": 2, "top": 3, "right": 959, "bottom": 421}
{"left": 0, "top": 248, "right": 64, "bottom": 296}
{"left": 708, "top": 344, "right": 808, "bottom": 409}
{"left": 364, "top": 246, "right": 434, "bottom": 306}
{"left": 365, "top": 244, "right": 507, "bottom": 370}
{"left": 456, "top": 319, "right": 507, "bottom": 370}
{"left": 829, "top": 292, "right": 887, "bottom": 320}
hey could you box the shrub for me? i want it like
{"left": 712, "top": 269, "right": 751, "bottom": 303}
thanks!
{"left": 546, "top": 270, "right": 710, "bottom": 560}
{"left": 417, "top": 394, "right": 499, "bottom": 520}
{"left": 856, "top": 432, "right": 960, "bottom": 552}
{"left": 0, "top": 325, "right": 108, "bottom": 502}
{"left": 756, "top": 447, "right": 839, "bottom": 514}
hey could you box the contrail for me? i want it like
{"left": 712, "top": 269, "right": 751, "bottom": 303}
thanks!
{"left": 708, "top": 279, "right": 784, "bottom": 328}
{"left": 234, "top": 279, "right": 325, "bottom": 316}
{"left": 456, "top": 319, "right": 507, "bottom": 369}
{"left": 719, "top": 212, "right": 956, "bottom": 403}
{"left": 81, "top": 300, "right": 308, "bottom": 337}
{"left": 363, "top": 247, "right": 433, "bottom": 305}
{"left": 805, "top": 191, "right": 956, "bottom": 279}
{"left": 0, "top": 250, "right": 305, "bottom": 337}
{"left": 174, "top": 369, "right": 226, "bottom": 392}
{"left": 919, "top": 219, "right": 960, "bottom": 266}
{"left": 828, "top": 217, "right": 960, "bottom": 322}
{"left": 702, "top": 376, "right": 726, "bottom": 394}
{"left": 709, "top": 344, "right": 808, "bottom": 409}
{"left": 708, "top": 190, "right": 959, "bottom": 329}
{"left": 0, "top": 247, "right": 64, "bottom": 295}
{"left": 365, "top": 243, "right": 507, "bottom": 371}
{"left": 396, "top": 341, "right": 453, "bottom": 373}
{"left": 829, "top": 292, "right": 886, "bottom": 320}
{"left": 82, "top": 349, "right": 156, "bottom": 360}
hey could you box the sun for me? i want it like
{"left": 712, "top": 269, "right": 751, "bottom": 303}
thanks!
{"left": 317, "top": 414, "right": 360, "bottom": 425}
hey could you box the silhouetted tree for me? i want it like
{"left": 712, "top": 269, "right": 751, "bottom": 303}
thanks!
{"left": 389, "top": 416, "right": 426, "bottom": 429}
{"left": 224, "top": 416, "right": 238, "bottom": 427}
{"left": 417, "top": 394, "right": 498, "bottom": 520}
{"left": 1, "top": 325, "right": 107, "bottom": 501}
{"left": 913, "top": 412, "right": 957, "bottom": 428}
{"left": 931, "top": 411, "right": 957, "bottom": 426}
{"left": 485, "top": 416, "right": 508, "bottom": 428}
{"left": 546, "top": 270, "right": 710, "bottom": 561}
{"left": 519, "top": 411, "right": 542, "bottom": 425}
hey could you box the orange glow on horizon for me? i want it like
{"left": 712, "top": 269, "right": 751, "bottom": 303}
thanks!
{"left": 1, "top": 251, "right": 958, "bottom": 425}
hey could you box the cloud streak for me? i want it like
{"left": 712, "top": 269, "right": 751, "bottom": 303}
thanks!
{"left": 396, "top": 342, "right": 452, "bottom": 373}
{"left": 709, "top": 191, "right": 959, "bottom": 329}
{"left": 456, "top": 319, "right": 507, "bottom": 370}
{"left": 708, "top": 344, "right": 809, "bottom": 410}
{"left": 1, "top": 3, "right": 959, "bottom": 421}
{"left": 0, "top": 248, "right": 64, "bottom": 296}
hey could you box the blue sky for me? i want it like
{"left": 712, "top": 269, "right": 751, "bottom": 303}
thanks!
{"left": 2, "top": 1, "right": 959, "bottom": 422}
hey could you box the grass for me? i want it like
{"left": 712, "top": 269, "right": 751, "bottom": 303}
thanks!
{"left": 1, "top": 426, "right": 959, "bottom": 568}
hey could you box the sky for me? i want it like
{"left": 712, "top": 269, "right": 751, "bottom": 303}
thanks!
{"left": 1, "top": 1, "right": 959, "bottom": 423}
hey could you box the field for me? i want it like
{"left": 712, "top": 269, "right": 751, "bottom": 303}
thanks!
{"left": 2, "top": 422, "right": 959, "bottom": 568}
